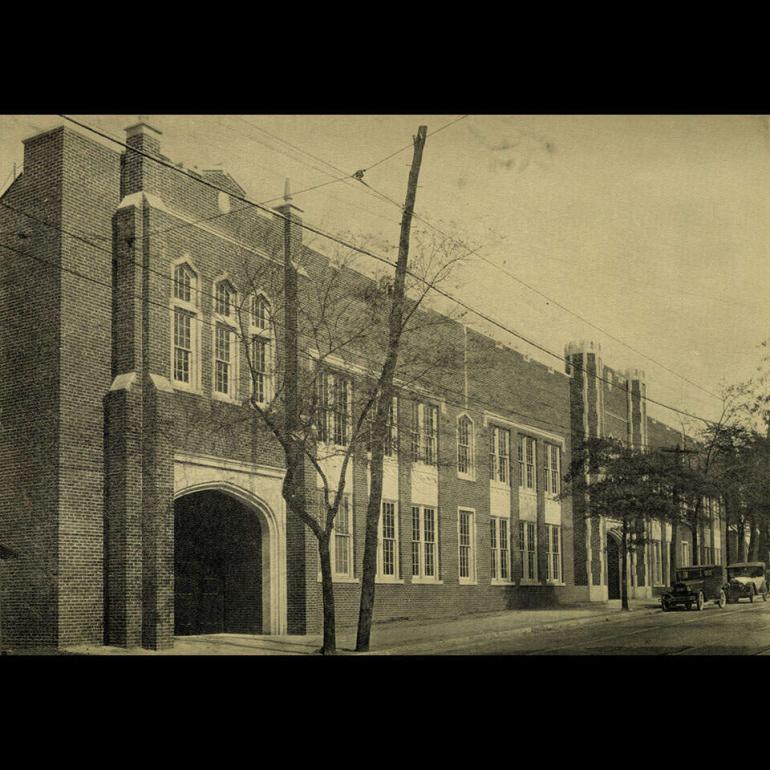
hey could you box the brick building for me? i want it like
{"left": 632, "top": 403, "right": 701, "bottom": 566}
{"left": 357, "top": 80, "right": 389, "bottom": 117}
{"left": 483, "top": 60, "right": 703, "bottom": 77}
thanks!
{"left": 566, "top": 340, "right": 727, "bottom": 602}
{"left": 0, "top": 122, "right": 721, "bottom": 650}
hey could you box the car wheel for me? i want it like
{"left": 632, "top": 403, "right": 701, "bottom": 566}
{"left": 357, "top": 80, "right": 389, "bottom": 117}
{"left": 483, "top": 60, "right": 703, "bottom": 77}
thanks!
{"left": 749, "top": 586, "right": 755, "bottom": 603}
{"left": 661, "top": 597, "right": 671, "bottom": 612}
{"left": 718, "top": 590, "right": 726, "bottom": 609}
{"left": 685, "top": 602, "right": 692, "bottom": 611}
{"left": 696, "top": 591, "right": 705, "bottom": 611}
{"left": 762, "top": 586, "right": 768, "bottom": 602}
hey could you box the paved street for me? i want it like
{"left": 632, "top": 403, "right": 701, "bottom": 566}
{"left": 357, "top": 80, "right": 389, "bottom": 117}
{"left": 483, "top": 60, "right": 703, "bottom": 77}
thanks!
{"left": 420, "top": 600, "right": 770, "bottom": 655}
{"left": 60, "top": 599, "right": 770, "bottom": 655}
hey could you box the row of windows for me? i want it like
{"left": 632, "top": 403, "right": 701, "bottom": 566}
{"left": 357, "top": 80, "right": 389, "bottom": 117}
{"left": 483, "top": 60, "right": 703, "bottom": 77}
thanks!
{"left": 326, "top": 495, "right": 563, "bottom": 585}
{"left": 170, "top": 264, "right": 564, "bottom": 489}
{"left": 171, "top": 262, "right": 274, "bottom": 404}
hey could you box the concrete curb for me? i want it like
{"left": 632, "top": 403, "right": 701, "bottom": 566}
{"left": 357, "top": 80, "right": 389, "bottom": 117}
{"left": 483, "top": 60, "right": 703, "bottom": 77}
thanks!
{"left": 358, "top": 606, "right": 662, "bottom": 655}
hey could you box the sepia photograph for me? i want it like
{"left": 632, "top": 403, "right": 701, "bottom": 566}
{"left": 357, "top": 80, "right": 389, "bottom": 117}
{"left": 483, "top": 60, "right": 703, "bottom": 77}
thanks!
{"left": 0, "top": 113, "right": 768, "bottom": 657}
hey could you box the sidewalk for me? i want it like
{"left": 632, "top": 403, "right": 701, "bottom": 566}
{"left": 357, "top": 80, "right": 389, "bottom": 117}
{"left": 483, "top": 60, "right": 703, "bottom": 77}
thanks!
{"left": 62, "top": 599, "right": 661, "bottom": 656}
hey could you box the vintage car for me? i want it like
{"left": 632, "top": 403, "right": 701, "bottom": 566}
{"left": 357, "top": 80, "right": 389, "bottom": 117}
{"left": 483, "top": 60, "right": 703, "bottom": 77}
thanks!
{"left": 726, "top": 562, "right": 768, "bottom": 603}
{"left": 661, "top": 565, "right": 728, "bottom": 611}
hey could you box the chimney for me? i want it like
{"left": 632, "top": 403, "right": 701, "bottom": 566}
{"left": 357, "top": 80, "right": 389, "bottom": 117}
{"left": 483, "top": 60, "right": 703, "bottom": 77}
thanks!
{"left": 125, "top": 118, "right": 162, "bottom": 156}
{"left": 121, "top": 118, "right": 162, "bottom": 198}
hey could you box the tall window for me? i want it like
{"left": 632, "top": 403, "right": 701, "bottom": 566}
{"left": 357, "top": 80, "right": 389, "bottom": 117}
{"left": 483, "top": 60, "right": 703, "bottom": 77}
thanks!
{"left": 368, "top": 396, "right": 398, "bottom": 457}
{"left": 519, "top": 520, "right": 537, "bottom": 580}
{"left": 318, "top": 491, "right": 353, "bottom": 579}
{"left": 489, "top": 426, "right": 511, "bottom": 485}
{"left": 249, "top": 294, "right": 273, "bottom": 405}
{"left": 171, "top": 262, "right": 200, "bottom": 390}
{"left": 545, "top": 524, "right": 562, "bottom": 582}
{"left": 214, "top": 324, "right": 233, "bottom": 395}
{"left": 333, "top": 494, "right": 353, "bottom": 578}
{"left": 411, "top": 505, "right": 438, "bottom": 581}
{"left": 378, "top": 501, "right": 400, "bottom": 578}
{"left": 490, "top": 516, "right": 510, "bottom": 582}
{"left": 457, "top": 415, "right": 474, "bottom": 478}
{"left": 458, "top": 509, "right": 476, "bottom": 583}
{"left": 411, "top": 400, "right": 438, "bottom": 465}
{"left": 518, "top": 436, "right": 537, "bottom": 490}
{"left": 317, "top": 371, "right": 352, "bottom": 446}
{"left": 213, "top": 280, "right": 238, "bottom": 400}
{"left": 543, "top": 443, "right": 561, "bottom": 495}
{"left": 681, "top": 540, "right": 691, "bottom": 567}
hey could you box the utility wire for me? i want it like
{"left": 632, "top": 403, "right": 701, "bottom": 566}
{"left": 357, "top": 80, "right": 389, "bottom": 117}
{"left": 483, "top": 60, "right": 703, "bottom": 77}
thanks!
{"left": 0, "top": 233, "right": 710, "bottom": 449}
{"left": 237, "top": 117, "right": 724, "bottom": 404}
{"left": 56, "top": 115, "right": 722, "bottom": 428}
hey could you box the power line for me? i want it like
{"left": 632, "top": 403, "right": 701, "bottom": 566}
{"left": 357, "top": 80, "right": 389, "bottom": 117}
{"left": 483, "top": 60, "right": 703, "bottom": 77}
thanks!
{"left": 54, "top": 114, "right": 722, "bottom": 428}
{"left": 0, "top": 233, "right": 710, "bottom": 451}
{"left": 236, "top": 117, "right": 725, "bottom": 404}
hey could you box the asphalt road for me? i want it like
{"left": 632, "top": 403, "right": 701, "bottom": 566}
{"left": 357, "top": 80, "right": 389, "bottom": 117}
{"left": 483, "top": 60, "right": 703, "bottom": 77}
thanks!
{"left": 432, "top": 599, "right": 770, "bottom": 655}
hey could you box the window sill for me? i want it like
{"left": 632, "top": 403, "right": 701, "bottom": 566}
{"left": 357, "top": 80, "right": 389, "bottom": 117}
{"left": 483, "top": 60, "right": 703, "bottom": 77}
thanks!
{"left": 375, "top": 577, "right": 405, "bottom": 585}
{"left": 212, "top": 392, "right": 240, "bottom": 405}
{"left": 412, "top": 461, "right": 438, "bottom": 472}
{"left": 490, "top": 481, "right": 512, "bottom": 492}
{"left": 458, "top": 579, "right": 478, "bottom": 586}
{"left": 457, "top": 472, "right": 476, "bottom": 482}
{"left": 491, "top": 579, "right": 514, "bottom": 586}
{"left": 316, "top": 574, "right": 359, "bottom": 584}
{"left": 172, "top": 383, "right": 202, "bottom": 396}
{"left": 519, "top": 579, "right": 539, "bottom": 586}
{"left": 410, "top": 577, "right": 443, "bottom": 585}
{"left": 518, "top": 488, "right": 537, "bottom": 497}
{"left": 545, "top": 580, "right": 566, "bottom": 586}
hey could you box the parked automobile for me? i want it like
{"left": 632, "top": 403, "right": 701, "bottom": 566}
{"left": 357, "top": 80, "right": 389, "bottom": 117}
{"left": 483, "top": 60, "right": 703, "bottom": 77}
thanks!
{"left": 661, "top": 565, "right": 728, "bottom": 611}
{"left": 726, "top": 562, "right": 768, "bottom": 603}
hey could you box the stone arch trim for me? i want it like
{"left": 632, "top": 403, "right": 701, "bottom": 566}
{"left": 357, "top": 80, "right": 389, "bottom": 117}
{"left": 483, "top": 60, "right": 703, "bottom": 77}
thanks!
{"left": 173, "top": 452, "right": 288, "bottom": 635}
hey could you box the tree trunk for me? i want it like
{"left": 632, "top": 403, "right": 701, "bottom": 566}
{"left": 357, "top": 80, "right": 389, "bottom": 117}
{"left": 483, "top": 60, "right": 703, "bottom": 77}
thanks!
{"left": 621, "top": 519, "right": 630, "bottom": 610}
{"left": 355, "top": 439, "right": 385, "bottom": 652}
{"left": 355, "top": 126, "right": 427, "bottom": 653}
{"left": 691, "top": 499, "right": 701, "bottom": 565}
{"left": 749, "top": 514, "right": 759, "bottom": 561}
{"left": 318, "top": 532, "right": 337, "bottom": 655}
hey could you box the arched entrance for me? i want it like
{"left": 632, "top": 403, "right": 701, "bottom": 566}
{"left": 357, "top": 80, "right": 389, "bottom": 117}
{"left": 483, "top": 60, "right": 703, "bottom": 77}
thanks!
{"left": 174, "top": 490, "right": 263, "bottom": 635}
{"left": 606, "top": 529, "right": 622, "bottom": 600}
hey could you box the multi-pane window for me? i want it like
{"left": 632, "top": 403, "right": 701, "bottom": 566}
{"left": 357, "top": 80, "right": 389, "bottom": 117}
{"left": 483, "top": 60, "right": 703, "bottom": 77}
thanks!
{"left": 248, "top": 294, "right": 273, "bottom": 405}
{"left": 368, "top": 396, "right": 399, "bottom": 457}
{"left": 171, "top": 262, "right": 199, "bottom": 390}
{"left": 681, "top": 540, "right": 691, "bottom": 567}
{"left": 458, "top": 509, "right": 476, "bottom": 582}
{"left": 545, "top": 524, "right": 562, "bottom": 582}
{"left": 411, "top": 401, "right": 438, "bottom": 465}
{"left": 317, "top": 491, "right": 353, "bottom": 579}
{"left": 333, "top": 494, "right": 353, "bottom": 578}
{"left": 489, "top": 426, "right": 511, "bottom": 485}
{"left": 411, "top": 506, "right": 438, "bottom": 580}
{"left": 518, "top": 436, "right": 537, "bottom": 490}
{"left": 174, "top": 309, "right": 193, "bottom": 383}
{"left": 490, "top": 516, "right": 510, "bottom": 581}
{"left": 317, "top": 371, "right": 352, "bottom": 446}
{"left": 214, "top": 324, "right": 234, "bottom": 396}
{"left": 457, "top": 415, "right": 474, "bottom": 477}
{"left": 215, "top": 280, "right": 234, "bottom": 317}
{"left": 543, "top": 443, "right": 561, "bottom": 495}
{"left": 519, "top": 520, "right": 537, "bottom": 580}
{"left": 174, "top": 263, "right": 194, "bottom": 302}
{"left": 378, "top": 501, "right": 399, "bottom": 578}
{"left": 212, "top": 280, "right": 238, "bottom": 399}
{"left": 251, "top": 293, "right": 270, "bottom": 331}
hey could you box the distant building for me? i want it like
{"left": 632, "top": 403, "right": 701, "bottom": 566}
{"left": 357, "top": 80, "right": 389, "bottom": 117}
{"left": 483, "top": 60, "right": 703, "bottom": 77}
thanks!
{"left": 0, "top": 123, "right": 718, "bottom": 650}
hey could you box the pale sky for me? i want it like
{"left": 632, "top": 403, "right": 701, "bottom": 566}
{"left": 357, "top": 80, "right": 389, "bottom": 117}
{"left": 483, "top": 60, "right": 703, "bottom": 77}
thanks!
{"left": 1, "top": 114, "right": 767, "bottom": 427}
